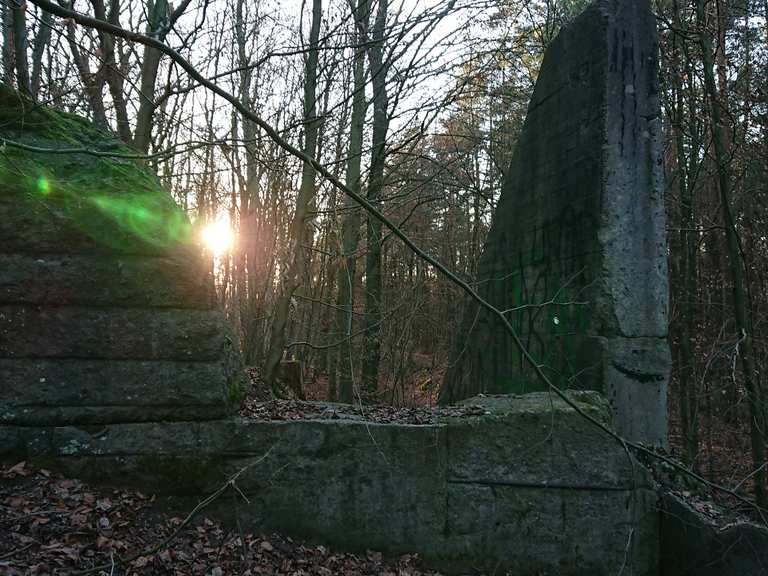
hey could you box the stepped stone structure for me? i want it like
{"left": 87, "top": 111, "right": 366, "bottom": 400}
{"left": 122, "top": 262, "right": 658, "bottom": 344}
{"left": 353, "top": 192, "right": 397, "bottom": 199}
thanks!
{"left": 440, "top": 0, "right": 671, "bottom": 446}
{"left": 0, "top": 84, "right": 244, "bottom": 426}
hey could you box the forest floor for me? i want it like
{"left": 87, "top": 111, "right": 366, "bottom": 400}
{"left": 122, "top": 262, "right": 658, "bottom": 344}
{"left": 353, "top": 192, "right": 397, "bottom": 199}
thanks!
{"left": 0, "top": 462, "right": 442, "bottom": 576}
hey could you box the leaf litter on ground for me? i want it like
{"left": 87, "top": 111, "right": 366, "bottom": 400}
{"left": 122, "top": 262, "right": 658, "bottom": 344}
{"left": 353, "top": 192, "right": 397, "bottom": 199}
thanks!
{"left": 0, "top": 461, "right": 443, "bottom": 575}
{"left": 240, "top": 398, "right": 489, "bottom": 425}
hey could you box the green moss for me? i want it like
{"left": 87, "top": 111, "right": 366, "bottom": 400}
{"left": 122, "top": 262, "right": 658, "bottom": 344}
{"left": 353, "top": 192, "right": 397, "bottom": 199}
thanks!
{"left": 0, "top": 83, "right": 193, "bottom": 252}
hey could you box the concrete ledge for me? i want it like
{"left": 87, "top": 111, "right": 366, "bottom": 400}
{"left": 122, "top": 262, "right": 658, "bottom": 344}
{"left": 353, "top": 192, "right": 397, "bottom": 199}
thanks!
{"left": 0, "top": 392, "right": 659, "bottom": 575}
{"left": 660, "top": 492, "right": 768, "bottom": 575}
{"left": 0, "top": 359, "right": 234, "bottom": 425}
{"left": 0, "top": 254, "right": 212, "bottom": 308}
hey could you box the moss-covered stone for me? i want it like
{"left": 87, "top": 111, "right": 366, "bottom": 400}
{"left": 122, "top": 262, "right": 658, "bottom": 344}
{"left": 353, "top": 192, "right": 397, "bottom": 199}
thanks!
{"left": 0, "top": 83, "right": 193, "bottom": 254}
{"left": 0, "top": 392, "right": 659, "bottom": 575}
{"left": 0, "top": 82, "right": 246, "bottom": 425}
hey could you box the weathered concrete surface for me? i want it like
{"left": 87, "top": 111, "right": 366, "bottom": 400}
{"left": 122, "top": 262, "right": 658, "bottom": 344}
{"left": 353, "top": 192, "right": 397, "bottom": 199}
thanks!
{"left": 0, "top": 306, "right": 233, "bottom": 360}
{"left": 0, "top": 254, "right": 212, "bottom": 308}
{"left": 0, "top": 359, "right": 236, "bottom": 425}
{"left": 440, "top": 0, "right": 670, "bottom": 446}
{"left": 0, "top": 83, "right": 245, "bottom": 425}
{"left": 660, "top": 492, "right": 768, "bottom": 575}
{"left": 0, "top": 392, "right": 660, "bottom": 576}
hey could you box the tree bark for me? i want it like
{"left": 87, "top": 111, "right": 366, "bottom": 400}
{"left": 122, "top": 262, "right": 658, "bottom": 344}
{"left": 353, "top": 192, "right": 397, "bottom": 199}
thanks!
{"left": 671, "top": 0, "right": 699, "bottom": 468}
{"left": 133, "top": 0, "right": 168, "bottom": 153}
{"left": 10, "top": 0, "right": 30, "bottom": 94}
{"left": 63, "top": 13, "right": 109, "bottom": 128}
{"left": 361, "top": 0, "right": 388, "bottom": 398}
{"left": 333, "top": 0, "right": 368, "bottom": 403}
{"left": 91, "top": 0, "right": 132, "bottom": 143}
{"left": 29, "top": 7, "right": 51, "bottom": 97}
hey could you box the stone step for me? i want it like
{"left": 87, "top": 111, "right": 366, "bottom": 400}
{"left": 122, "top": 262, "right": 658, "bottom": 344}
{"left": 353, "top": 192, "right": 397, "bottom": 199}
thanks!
{"left": 0, "top": 358, "right": 235, "bottom": 425}
{"left": 0, "top": 254, "right": 212, "bottom": 308}
{"left": 0, "top": 305, "right": 232, "bottom": 360}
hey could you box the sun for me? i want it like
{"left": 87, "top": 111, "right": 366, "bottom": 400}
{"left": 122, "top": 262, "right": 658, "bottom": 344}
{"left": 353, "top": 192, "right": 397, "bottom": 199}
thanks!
{"left": 200, "top": 216, "right": 234, "bottom": 256}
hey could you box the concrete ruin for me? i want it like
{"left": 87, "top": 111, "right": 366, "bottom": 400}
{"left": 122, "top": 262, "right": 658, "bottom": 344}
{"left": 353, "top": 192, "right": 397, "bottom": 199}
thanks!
{"left": 3, "top": 393, "right": 659, "bottom": 575}
{"left": 0, "top": 86, "right": 244, "bottom": 427}
{"left": 440, "top": 0, "right": 671, "bottom": 447}
{"left": 0, "top": 1, "right": 687, "bottom": 574}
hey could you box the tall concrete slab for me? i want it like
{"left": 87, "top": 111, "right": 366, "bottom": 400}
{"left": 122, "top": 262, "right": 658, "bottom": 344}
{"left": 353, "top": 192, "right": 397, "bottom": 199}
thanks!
{"left": 440, "top": 0, "right": 670, "bottom": 445}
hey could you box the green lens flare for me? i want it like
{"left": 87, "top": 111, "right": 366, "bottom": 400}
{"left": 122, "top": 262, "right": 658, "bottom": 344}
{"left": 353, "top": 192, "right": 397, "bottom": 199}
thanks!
{"left": 90, "top": 194, "right": 192, "bottom": 248}
{"left": 36, "top": 176, "right": 51, "bottom": 195}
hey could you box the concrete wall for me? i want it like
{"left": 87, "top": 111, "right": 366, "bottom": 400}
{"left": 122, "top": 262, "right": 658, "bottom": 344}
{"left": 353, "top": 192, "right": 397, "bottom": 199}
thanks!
{"left": 0, "top": 392, "right": 659, "bottom": 576}
{"left": 441, "top": 0, "right": 670, "bottom": 446}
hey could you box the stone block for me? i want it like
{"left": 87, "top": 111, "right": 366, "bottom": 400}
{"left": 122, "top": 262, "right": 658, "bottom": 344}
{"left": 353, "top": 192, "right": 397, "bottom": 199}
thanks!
{"left": 1, "top": 394, "right": 659, "bottom": 575}
{"left": 441, "top": 0, "right": 670, "bottom": 446}
{"left": 0, "top": 306, "right": 232, "bottom": 360}
{"left": 0, "top": 254, "right": 212, "bottom": 308}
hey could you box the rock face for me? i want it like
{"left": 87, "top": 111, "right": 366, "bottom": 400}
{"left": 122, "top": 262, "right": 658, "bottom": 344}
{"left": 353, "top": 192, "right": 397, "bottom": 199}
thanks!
{"left": 440, "top": 0, "right": 670, "bottom": 446}
{"left": 0, "top": 392, "right": 660, "bottom": 576}
{"left": 0, "top": 84, "right": 245, "bottom": 426}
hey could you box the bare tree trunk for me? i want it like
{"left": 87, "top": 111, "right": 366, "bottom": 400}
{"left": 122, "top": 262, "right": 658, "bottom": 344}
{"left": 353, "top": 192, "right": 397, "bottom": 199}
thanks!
{"left": 333, "top": 0, "right": 369, "bottom": 403}
{"left": 133, "top": 0, "right": 167, "bottom": 153}
{"left": 263, "top": 0, "right": 323, "bottom": 394}
{"left": 63, "top": 11, "right": 109, "bottom": 128}
{"left": 2, "top": 1, "right": 11, "bottom": 81}
{"left": 10, "top": 0, "right": 30, "bottom": 94}
{"left": 29, "top": 7, "right": 51, "bottom": 97}
{"left": 91, "top": 0, "right": 132, "bottom": 143}
{"left": 671, "top": 0, "right": 699, "bottom": 467}
{"left": 361, "top": 0, "right": 388, "bottom": 398}
{"left": 698, "top": 0, "right": 766, "bottom": 507}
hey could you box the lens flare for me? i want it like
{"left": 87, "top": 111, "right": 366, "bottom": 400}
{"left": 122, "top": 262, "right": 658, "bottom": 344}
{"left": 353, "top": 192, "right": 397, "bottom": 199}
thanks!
{"left": 37, "top": 176, "right": 51, "bottom": 195}
{"left": 201, "top": 217, "right": 234, "bottom": 255}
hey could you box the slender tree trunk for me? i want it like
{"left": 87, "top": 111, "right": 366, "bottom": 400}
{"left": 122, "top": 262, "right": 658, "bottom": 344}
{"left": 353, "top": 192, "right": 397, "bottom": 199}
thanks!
{"left": 10, "top": 0, "right": 30, "bottom": 94}
{"left": 263, "top": 0, "right": 322, "bottom": 394}
{"left": 29, "top": 7, "right": 51, "bottom": 97}
{"left": 91, "top": 0, "right": 132, "bottom": 143}
{"left": 361, "top": 0, "right": 388, "bottom": 398}
{"left": 332, "top": 0, "right": 369, "bottom": 403}
{"left": 698, "top": 0, "right": 766, "bottom": 507}
{"left": 672, "top": 0, "right": 699, "bottom": 467}
{"left": 64, "top": 14, "right": 108, "bottom": 128}
{"left": 133, "top": 0, "right": 167, "bottom": 153}
{"left": 2, "top": 1, "right": 11, "bottom": 82}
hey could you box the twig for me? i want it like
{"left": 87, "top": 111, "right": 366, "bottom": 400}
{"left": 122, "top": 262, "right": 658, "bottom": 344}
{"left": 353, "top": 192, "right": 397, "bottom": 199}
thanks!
{"left": 0, "top": 542, "right": 35, "bottom": 560}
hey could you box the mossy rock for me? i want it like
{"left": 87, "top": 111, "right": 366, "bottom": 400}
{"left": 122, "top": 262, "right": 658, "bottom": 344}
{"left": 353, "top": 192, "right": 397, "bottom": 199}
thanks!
{"left": 0, "top": 83, "right": 193, "bottom": 254}
{"left": 0, "top": 83, "right": 247, "bottom": 424}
